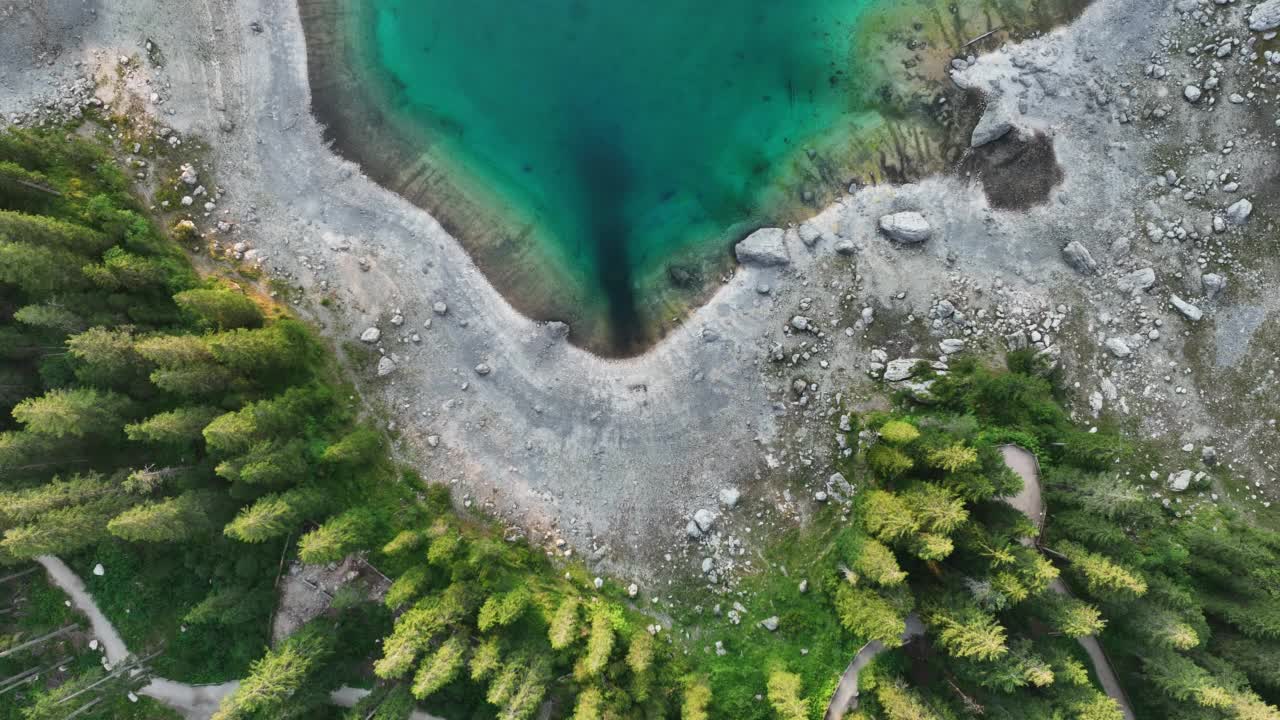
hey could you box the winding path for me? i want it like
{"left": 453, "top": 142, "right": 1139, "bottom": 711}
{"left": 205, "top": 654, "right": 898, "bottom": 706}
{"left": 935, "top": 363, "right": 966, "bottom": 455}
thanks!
{"left": 32, "top": 556, "right": 443, "bottom": 720}
{"left": 823, "top": 447, "right": 1136, "bottom": 720}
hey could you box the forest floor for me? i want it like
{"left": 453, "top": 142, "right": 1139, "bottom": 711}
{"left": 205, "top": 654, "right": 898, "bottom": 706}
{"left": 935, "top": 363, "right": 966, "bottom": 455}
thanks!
{"left": 0, "top": 0, "right": 1277, "bottom": 596}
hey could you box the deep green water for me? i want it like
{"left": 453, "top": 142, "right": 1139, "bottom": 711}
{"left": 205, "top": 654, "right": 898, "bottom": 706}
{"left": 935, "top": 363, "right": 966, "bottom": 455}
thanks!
{"left": 359, "top": 0, "right": 878, "bottom": 347}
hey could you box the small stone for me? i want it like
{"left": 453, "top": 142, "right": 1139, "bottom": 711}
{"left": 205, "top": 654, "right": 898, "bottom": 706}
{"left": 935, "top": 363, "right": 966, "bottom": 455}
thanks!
{"left": 701, "top": 557, "right": 714, "bottom": 573}
{"left": 761, "top": 616, "right": 780, "bottom": 632}
{"left": 593, "top": 577, "right": 604, "bottom": 590}
{"left": 92, "top": 563, "right": 104, "bottom": 576}
{"left": 1226, "top": 199, "right": 1253, "bottom": 225}
{"left": 939, "top": 338, "right": 966, "bottom": 355}
{"left": 359, "top": 327, "right": 381, "bottom": 343}
{"left": 474, "top": 363, "right": 492, "bottom": 376}
{"left": 719, "top": 487, "right": 741, "bottom": 508}
{"left": 432, "top": 301, "right": 448, "bottom": 315}
{"left": 971, "top": 107, "right": 1014, "bottom": 147}
{"left": 1104, "top": 338, "right": 1132, "bottom": 358}
{"left": 693, "top": 508, "right": 717, "bottom": 533}
{"left": 89, "top": 639, "right": 99, "bottom": 650}
{"left": 1118, "top": 268, "right": 1156, "bottom": 293}
{"left": 1062, "top": 241, "right": 1098, "bottom": 274}
{"left": 1168, "top": 469, "right": 1194, "bottom": 492}
{"left": 1202, "top": 446, "right": 1218, "bottom": 466}
{"left": 376, "top": 356, "right": 396, "bottom": 377}
{"left": 1202, "top": 273, "right": 1227, "bottom": 300}
{"left": 814, "top": 491, "right": 829, "bottom": 503}
{"left": 798, "top": 579, "right": 809, "bottom": 594}
{"left": 790, "top": 315, "right": 811, "bottom": 332}
{"left": 1183, "top": 85, "right": 1203, "bottom": 103}
{"left": 1169, "top": 295, "right": 1203, "bottom": 321}
{"left": 628, "top": 583, "right": 638, "bottom": 598}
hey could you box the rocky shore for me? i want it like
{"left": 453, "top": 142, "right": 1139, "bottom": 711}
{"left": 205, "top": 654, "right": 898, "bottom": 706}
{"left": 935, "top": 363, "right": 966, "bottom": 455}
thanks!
{"left": 1, "top": 0, "right": 1277, "bottom": 588}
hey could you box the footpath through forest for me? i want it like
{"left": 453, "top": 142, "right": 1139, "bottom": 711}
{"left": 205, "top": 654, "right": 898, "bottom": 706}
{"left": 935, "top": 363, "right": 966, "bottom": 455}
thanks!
{"left": 34, "top": 556, "right": 444, "bottom": 720}
{"left": 824, "top": 446, "right": 1136, "bottom": 720}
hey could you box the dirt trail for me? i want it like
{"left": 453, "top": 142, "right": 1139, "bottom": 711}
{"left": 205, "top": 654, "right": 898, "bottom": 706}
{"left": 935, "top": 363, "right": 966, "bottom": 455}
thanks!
{"left": 35, "top": 556, "right": 444, "bottom": 720}
{"left": 823, "top": 447, "right": 1136, "bottom": 720}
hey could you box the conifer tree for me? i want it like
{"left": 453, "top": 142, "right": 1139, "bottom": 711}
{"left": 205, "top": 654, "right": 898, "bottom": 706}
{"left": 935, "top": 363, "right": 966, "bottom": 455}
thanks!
{"left": 572, "top": 686, "right": 603, "bottom": 720}
{"left": 876, "top": 681, "right": 940, "bottom": 720}
{"left": 766, "top": 670, "right": 808, "bottom": 720}
{"left": 833, "top": 584, "right": 907, "bottom": 646}
{"left": 863, "top": 490, "right": 920, "bottom": 543}
{"left": 1042, "top": 594, "right": 1106, "bottom": 638}
{"left": 626, "top": 629, "right": 655, "bottom": 675}
{"left": 107, "top": 490, "right": 217, "bottom": 542}
{"left": 471, "top": 636, "right": 502, "bottom": 682}
{"left": 385, "top": 565, "right": 431, "bottom": 610}
{"left": 0, "top": 239, "right": 91, "bottom": 295}
{"left": 477, "top": 586, "right": 531, "bottom": 632}
{"left": 575, "top": 606, "right": 617, "bottom": 680}
{"left": 125, "top": 406, "right": 220, "bottom": 445}
{"left": 12, "top": 387, "right": 132, "bottom": 438}
{"left": 298, "top": 508, "right": 377, "bottom": 565}
{"left": 13, "top": 302, "right": 84, "bottom": 333}
{"left": 1, "top": 496, "right": 128, "bottom": 558}
{"left": 321, "top": 427, "right": 383, "bottom": 466}
{"left": 1058, "top": 541, "right": 1147, "bottom": 600}
{"left": 681, "top": 680, "right": 711, "bottom": 720}
{"left": 174, "top": 287, "right": 263, "bottom": 329}
{"left": 223, "top": 486, "right": 324, "bottom": 543}
{"left": 411, "top": 636, "right": 467, "bottom": 699}
{"left": 549, "top": 596, "right": 581, "bottom": 649}
{"left": 852, "top": 538, "right": 908, "bottom": 587}
{"left": 66, "top": 326, "right": 144, "bottom": 388}
{"left": 212, "top": 621, "right": 334, "bottom": 720}
{"left": 930, "top": 603, "right": 1008, "bottom": 662}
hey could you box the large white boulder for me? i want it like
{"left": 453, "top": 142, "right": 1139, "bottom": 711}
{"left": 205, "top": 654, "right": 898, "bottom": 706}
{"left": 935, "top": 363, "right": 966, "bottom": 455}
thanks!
{"left": 878, "top": 212, "right": 932, "bottom": 243}
{"left": 1250, "top": 0, "right": 1280, "bottom": 31}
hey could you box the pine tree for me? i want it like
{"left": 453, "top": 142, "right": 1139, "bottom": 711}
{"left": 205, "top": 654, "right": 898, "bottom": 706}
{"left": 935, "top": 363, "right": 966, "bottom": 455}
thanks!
{"left": 863, "top": 490, "right": 920, "bottom": 543}
{"left": 477, "top": 587, "right": 531, "bottom": 632}
{"left": 0, "top": 472, "right": 114, "bottom": 524}
{"left": 549, "top": 596, "right": 580, "bottom": 649}
{"left": 928, "top": 443, "right": 979, "bottom": 472}
{"left": 498, "top": 656, "right": 551, "bottom": 720}
{"left": 173, "top": 287, "right": 263, "bottom": 329}
{"left": 930, "top": 603, "right": 1008, "bottom": 662}
{"left": 876, "top": 681, "right": 940, "bottom": 720}
{"left": 867, "top": 444, "right": 914, "bottom": 477}
{"left": 375, "top": 585, "right": 470, "bottom": 679}
{"left": 626, "top": 629, "right": 655, "bottom": 674}
{"left": 852, "top": 537, "right": 908, "bottom": 586}
{"left": 12, "top": 387, "right": 132, "bottom": 438}
{"left": 382, "top": 529, "right": 425, "bottom": 556}
{"left": 471, "top": 636, "right": 502, "bottom": 681}
{"left": 125, "top": 406, "right": 220, "bottom": 444}
{"left": 321, "top": 427, "right": 383, "bottom": 466}
{"left": 206, "top": 320, "right": 313, "bottom": 376}
{"left": 411, "top": 636, "right": 467, "bottom": 699}
{"left": 212, "top": 621, "right": 334, "bottom": 720}
{"left": 681, "top": 680, "right": 711, "bottom": 720}
{"left": 107, "top": 490, "right": 217, "bottom": 542}
{"left": 879, "top": 420, "right": 921, "bottom": 444}
{"left": 1, "top": 496, "right": 128, "bottom": 558}
{"left": 13, "top": 302, "right": 84, "bottom": 333}
{"left": 150, "top": 363, "right": 237, "bottom": 397}
{"left": 572, "top": 686, "right": 603, "bottom": 720}
{"left": 135, "top": 333, "right": 215, "bottom": 367}
{"left": 223, "top": 486, "right": 324, "bottom": 543}
{"left": 1136, "top": 607, "right": 1201, "bottom": 650}
{"left": 66, "top": 327, "right": 144, "bottom": 388}
{"left": 575, "top": 606, "right": 617, "bottom": 680}
{"left": 0, "top": 209, "right": 113, "bottom": 254}
{"left": 904, "top": 485, "right": 969, "bottom": 534}
{"left": 766, "top": 670, "right": 808, "bottom": 720}
{"left": 298, "top": 508, "right": 376, "bottom": 565}
{"left": 833, "top": 584, "right": 907, "bottom": 646}
{"left": 184, "top": 586, "right": 271, "bottom": 626}
{"left": 385, "top": 565, "right": 432, "bottom": 610}
{"left": 0, "top": 239, "right": 91, "bottom": 295}
{"left": 1059, "top": 541, "right": 1147, "bottom": 600}
{"left": 1042, "top": 594, "right": 1106, "bottom": 638}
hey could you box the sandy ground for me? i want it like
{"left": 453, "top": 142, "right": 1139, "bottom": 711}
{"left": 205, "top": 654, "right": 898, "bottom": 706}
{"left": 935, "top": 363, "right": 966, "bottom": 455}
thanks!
{"left": 2, "top": 0, "right": 1278, "bottom": 588}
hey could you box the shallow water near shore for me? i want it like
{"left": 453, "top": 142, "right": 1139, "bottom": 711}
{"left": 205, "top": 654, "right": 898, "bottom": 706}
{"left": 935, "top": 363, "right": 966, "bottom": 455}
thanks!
{"left": 305, "top": 0, "right": 1089, "bottom": 354}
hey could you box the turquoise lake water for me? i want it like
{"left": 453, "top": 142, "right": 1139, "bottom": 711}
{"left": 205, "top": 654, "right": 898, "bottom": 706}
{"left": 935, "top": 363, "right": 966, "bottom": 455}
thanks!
{"left": 356, "top": 0, "right": 879, "bottom": 349}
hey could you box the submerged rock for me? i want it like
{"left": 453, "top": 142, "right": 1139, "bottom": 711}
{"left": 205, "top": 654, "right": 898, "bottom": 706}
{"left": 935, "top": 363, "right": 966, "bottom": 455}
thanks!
{"left": 735, "top": 228, "right": 790, "bottom": 266}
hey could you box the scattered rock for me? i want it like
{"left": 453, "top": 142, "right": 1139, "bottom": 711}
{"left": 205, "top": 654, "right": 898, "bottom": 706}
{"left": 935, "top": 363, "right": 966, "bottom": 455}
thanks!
{"left": 1202, "top": 273, "right": 1227, "bottom": 300}
{"left": 1226, "top": 199, "right": 1253, "bottom": 225}
{"left": 719, "top": 487, "right": 741, "bottom": 508}
{"left": 1202, "top": 446, "right": 1218, "bottom": 466}
{"left": 1168, "top": 469, "right": 1193, "bottom": 492}
{"left": 628, "top": 583, "right": 638, "bottom": 598}
{"left": 798, "top": 579, "right": 809, "bottom": 594}
{"left": 761, "top": 616, "right": 780, "bottom": 632}
{"left": 797, "top": 222, "right": 822, "bottom": 247}
{"left": 376, "top": 356, "right": 396, "bottom": 377}
{"left": 92, "top": 563, "right": 104, "bottom": 576}
{"left": 693, "top": 509, "right": 717, "bottom": 533}
{"left": 1104, "top": 338, "right": 1132, "bottom": 358}
{"left": 883, "top": 358, "right": 925, "bottom": 382}
{"left": 1062, "top": 241, "right": 1098, "bottom": 274}
{"left": 432, "top": 301, "right": 448, "bottom": 315}
{"left": 359, "top": 327, "right": 381, "bottom": 343}
{"left": 939, "top": 338, "right": 966, "bottom": 355}
{"left": 474, "top": 363, "right": 492, "bottom": 376}
{"left": 1169, "top": 295, "right": 1203, "bottom": 321}
{"left": 593, "top": 577, "right": 604, "bottom": 589}
{"left": 971, "top": 108, "right": 1015, "bottom": 147}
{"left": 1118, "top": 267, "right": 1156, "bottom": 293}
{"left": 878, "top": 212, "right": 932, "bottom": 243}
{"left": 790, "top": 316, "right": 811, "bottom": 332}
{"left": 1183, "top": 84, "right": 1203, "bottom": 103}
{"left": 734, "top": 228, "right": 790, "bottom": 266}
{"left": 179, "top": 164, "right": 198, "bottom": 186}
{"left": 814, "top": 491, "right": 829, "bottom": 503}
